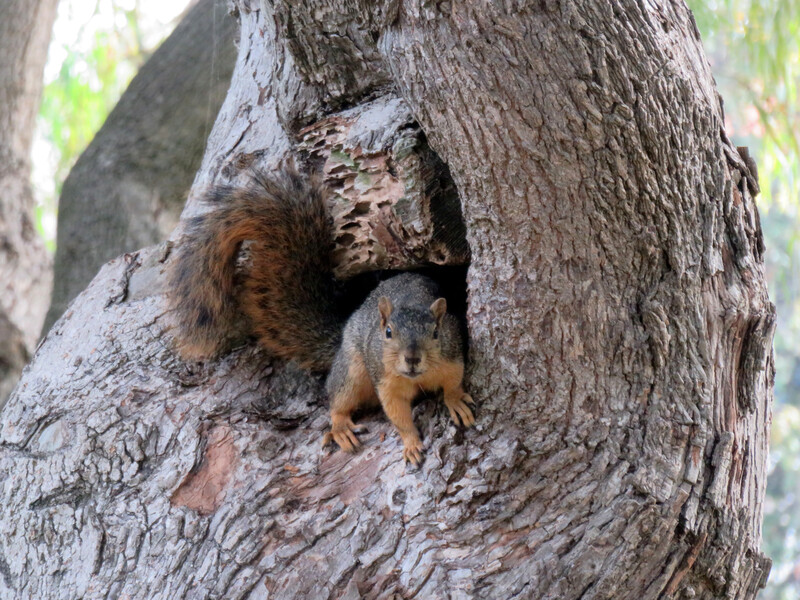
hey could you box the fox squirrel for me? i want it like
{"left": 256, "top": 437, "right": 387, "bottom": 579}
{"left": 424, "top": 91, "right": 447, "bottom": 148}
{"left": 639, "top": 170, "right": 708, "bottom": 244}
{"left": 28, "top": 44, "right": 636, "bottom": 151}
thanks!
{"left": 168, "top": 170, "right": 475, "bottom": 464}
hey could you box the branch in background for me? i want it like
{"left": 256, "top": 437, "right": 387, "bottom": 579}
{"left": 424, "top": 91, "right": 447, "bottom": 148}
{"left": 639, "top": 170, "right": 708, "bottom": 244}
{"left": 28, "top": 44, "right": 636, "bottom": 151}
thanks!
{"left": 43, "top": 0, "right": 238, "bottom": 334}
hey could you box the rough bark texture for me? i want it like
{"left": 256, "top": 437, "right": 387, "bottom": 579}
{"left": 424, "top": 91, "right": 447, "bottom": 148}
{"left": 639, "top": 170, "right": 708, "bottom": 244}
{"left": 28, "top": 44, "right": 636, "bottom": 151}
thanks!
{"left": 297, "top": 96, "right": 468, "bottom": 277}
{"left": 0, "top": 1, "right": 774, "bottom": 599}
{"left": 43, "top": 0, "right": 238, "bottom": 334}
{"left": 0, "top": 0, "right": 58, "bottom": 407}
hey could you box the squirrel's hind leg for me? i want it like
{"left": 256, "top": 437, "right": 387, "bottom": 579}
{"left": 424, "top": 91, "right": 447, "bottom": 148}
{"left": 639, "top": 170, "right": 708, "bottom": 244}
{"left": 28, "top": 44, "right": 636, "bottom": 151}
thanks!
{"left": 323, "top": 349, "right": 376, "bottom": 453}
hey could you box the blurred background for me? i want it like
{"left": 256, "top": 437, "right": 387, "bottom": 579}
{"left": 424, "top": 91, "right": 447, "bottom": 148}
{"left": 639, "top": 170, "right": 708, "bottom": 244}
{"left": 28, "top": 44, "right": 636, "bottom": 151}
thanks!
{"left": 31, "top": 0, "right": 190, "bottom": 249}
{"left": 686, "top": 2, "right": 800, "bottom": 598}
{"left": 17, "top": 0, "right": 800, "bottom": 597}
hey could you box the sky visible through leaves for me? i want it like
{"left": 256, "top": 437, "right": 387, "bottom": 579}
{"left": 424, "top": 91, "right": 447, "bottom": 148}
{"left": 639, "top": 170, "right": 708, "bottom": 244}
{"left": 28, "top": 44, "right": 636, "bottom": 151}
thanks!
{"left": 30, "top": 1, "right": 800, "bottom": 596}
{"left": 31, "top": 0, "right": 189, "bottom": 249}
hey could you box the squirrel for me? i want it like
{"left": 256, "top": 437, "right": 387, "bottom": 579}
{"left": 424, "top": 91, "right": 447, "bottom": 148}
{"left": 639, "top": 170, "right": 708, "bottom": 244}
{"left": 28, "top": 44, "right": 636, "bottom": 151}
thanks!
{"left": 168, "top": 169, "right": 475, "bottom": 465}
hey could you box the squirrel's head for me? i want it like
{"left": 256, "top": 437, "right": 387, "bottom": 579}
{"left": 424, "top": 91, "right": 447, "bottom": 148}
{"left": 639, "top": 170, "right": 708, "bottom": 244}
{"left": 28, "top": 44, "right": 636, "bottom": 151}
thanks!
{"left": 378, "top": 296, "right": 447, "bottom": 379}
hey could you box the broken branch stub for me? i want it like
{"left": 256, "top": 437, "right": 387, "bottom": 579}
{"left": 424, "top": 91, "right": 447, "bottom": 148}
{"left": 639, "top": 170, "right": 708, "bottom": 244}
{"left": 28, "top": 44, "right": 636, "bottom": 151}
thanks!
{"left": 297, "top": 95, "right": 470, "bottom": 279}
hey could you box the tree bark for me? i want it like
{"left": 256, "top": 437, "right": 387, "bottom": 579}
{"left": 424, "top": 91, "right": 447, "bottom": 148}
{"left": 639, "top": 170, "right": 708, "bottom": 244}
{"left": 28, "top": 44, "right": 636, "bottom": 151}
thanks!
{"left": 43, "top": 0, "right": 238, "bottom": 333}
{"left": 0, "top": 1, "right": 774, "bottom": 599}
{"left": 0, "top": 0, "right": 58, "bottom": 407}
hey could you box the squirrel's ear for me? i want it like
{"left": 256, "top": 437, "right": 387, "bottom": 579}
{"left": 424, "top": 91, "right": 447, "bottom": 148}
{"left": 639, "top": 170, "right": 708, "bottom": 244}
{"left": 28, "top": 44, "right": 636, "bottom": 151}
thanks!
{"left": 430, "top": 298, "right": 447, "bottom": 324}
{"left": 378, "top": 296, "right": 393, "bottom": 328}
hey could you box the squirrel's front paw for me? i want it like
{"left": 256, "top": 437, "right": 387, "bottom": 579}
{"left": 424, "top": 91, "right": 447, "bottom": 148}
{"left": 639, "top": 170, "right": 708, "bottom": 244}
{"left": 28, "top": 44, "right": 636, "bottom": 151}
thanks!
{"left": 445, "top": 393, "right": 475, "bottom": 427}
{"left": 401, "top": 436, "right": 424, "bottom": 466}
{"left": 323, "top": 418, "right": 362, "bottom": 453}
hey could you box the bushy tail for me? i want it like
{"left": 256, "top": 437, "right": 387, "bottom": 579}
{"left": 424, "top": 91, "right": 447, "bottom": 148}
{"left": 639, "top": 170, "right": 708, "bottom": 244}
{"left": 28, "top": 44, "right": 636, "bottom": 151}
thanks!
{"left": 168, "top": 170, "right": 342, "bottom": 370}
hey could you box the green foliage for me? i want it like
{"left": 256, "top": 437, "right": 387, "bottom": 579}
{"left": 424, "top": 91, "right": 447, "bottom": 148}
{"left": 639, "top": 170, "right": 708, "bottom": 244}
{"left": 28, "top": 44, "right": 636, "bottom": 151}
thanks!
{"left": 33, "top": 0, "right": 185, "bottom": 249}
{"left": 689, "top": 0, "right": 800, "bottom": 597}
{"left": 40, "top": 32, "right": 138, "bottom": 190}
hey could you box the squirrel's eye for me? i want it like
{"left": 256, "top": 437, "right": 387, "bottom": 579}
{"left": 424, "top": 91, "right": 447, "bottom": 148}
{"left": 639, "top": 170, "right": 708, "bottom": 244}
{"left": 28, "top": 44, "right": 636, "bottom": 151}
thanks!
{"left": 385, "top": 326, "right": 392, "bottom": 339}
{"left": 433, "top": 327, "right": 439, "bottom": 340}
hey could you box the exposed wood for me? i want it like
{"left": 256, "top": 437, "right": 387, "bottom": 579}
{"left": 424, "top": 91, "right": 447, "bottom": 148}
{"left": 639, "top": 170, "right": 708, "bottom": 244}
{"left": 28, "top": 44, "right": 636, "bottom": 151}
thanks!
{"left": 298, "top": 94, "right": 468, "bottom": 277}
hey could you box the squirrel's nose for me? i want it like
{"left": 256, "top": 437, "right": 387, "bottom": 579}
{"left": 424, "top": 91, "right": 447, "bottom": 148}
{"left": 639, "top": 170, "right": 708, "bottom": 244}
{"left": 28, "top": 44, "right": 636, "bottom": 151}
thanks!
{"left": 405, "top": 354, "right": 421, "bottom": 367}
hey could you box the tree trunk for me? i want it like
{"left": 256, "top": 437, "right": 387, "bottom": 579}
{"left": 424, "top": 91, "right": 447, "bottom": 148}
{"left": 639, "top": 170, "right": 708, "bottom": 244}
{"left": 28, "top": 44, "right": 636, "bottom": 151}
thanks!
{"left": 43, "top": 0, "right": 238, "bottom": 334}
{"left": 0, "top": 1, "right": 774, "bottom": 599}
{"left": 0, "top": 0, "right": 58, "bottom": 407}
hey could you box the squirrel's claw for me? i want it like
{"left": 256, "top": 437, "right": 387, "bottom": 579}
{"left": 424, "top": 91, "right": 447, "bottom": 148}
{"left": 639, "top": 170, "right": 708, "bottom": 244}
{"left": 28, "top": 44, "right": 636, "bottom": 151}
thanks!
{"left": 446, "top": 393, "right": 476, "bottom": 427}
{"left": 403, "top": 447, "right": 423, "bottom": 466}
{"left": 402, "top": 437, "right": 424, "bottom": 466}
{"left": 324, "top": 419, "right": 362, "bottom": 453}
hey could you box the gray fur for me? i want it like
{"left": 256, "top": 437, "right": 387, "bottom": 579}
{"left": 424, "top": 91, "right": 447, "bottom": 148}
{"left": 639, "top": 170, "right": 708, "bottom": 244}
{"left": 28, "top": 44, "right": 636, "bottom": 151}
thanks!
{"left": 326, "top": 273, "right": 463, "bottom": 395}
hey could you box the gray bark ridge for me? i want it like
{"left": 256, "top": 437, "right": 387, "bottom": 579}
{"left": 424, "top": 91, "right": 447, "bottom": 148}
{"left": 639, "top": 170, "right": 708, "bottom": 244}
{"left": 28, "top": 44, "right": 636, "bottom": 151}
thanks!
{"left": 44, "top": 0, "right": 238, "bottom": 334}
{"left": 0, "top": 1, "right": 774, "bottom": 599}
